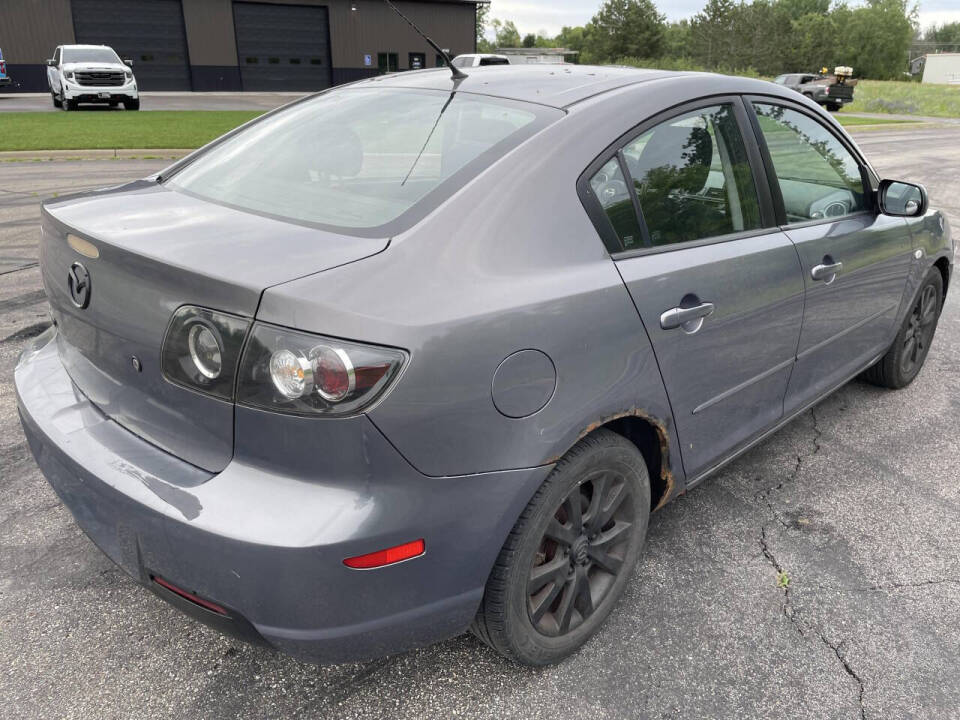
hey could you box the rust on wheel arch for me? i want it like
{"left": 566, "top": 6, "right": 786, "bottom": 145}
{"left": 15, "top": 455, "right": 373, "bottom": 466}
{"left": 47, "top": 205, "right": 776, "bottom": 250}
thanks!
{"left": 552, "top": 408, "right": 678, "bottom": 513}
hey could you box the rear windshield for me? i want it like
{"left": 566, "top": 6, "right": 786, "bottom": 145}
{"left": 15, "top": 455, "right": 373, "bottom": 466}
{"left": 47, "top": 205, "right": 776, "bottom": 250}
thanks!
{"left": 166, "top": 88, "right": 557, "bottom": 234}
{"left": 63, "top": 48, "right": 120, "bottom": 64}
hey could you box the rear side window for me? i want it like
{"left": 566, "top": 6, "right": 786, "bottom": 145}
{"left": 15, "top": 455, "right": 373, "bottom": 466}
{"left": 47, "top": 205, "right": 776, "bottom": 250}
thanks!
{"left": 167, "top": 88, "right": 557, "bottom": 233}
{"left": 479, "top": 57, "right": 509, "bottom": 66}
{"left": 752, "top": 103, "right": 866, "bottom": 223}
{"left": 588, "top": 103, "right": 762, "bottom": 250}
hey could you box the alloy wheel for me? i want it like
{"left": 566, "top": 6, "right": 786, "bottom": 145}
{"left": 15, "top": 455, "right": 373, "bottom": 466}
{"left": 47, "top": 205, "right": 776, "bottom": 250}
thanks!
{"left": 527, "top": 470, "right": 635, "bottom": 636}
{"left": 901, "top": 283, "right": 938, "bottom": 376}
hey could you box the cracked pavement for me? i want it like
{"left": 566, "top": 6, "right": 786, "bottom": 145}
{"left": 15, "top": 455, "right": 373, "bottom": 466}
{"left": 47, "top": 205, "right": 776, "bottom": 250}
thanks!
{"left": 1, "top": 126, "right": 959, "bottom": 719}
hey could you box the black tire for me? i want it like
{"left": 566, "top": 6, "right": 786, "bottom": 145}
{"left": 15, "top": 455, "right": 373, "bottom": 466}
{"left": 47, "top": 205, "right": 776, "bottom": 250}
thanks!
{"left": 471, "top": 429, "right": 651, "bottom": 665}
{"left": 826, "top": 102, "right": 841, "bottom": 112}
{"left": 123, "top": 99, "right": 140, "bottom": 111}
{"left": 862, "top": 267, "right": 943, "bottom": 389}
{"left": 63, "top": 98, "right": 77, "bottom": 111}
{"left": 51, "top": 91, "right": 62, "bottom": 108}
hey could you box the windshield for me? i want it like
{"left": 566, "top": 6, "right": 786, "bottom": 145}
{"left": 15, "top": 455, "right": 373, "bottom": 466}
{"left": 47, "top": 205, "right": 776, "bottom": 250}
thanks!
{"left": 63, "top": 47, "right": 121, "bottom": 64}
{"left": 166, "top": 88, "right": 555, "bottom": 233}
{"left": 773, "top": 75, "right": 788, "bottom": 84}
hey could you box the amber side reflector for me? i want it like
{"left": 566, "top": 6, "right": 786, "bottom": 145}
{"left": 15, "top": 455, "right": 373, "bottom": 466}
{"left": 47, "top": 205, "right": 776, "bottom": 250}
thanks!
{"left": 67, "top": 233, "right": 100, "bottom": 259}
{"left": 152, "top": 575, "right": 228, "bottom": 616}
{"left": 343, "top": 539, "right": 425, "bottom": 569}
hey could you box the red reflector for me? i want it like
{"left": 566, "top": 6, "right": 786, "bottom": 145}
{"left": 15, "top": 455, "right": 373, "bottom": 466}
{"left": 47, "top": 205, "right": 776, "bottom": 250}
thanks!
{"left": 344, "top": 539, "right": 425, "bottom": 569}
{"left": 152, "top": 575, "right": 228, "bottom": 616}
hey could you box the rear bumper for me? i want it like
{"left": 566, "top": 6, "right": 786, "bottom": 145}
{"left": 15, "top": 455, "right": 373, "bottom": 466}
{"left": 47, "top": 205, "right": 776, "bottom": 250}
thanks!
{"left": 15, "top": 328, "right": 550, "bottom": 663}
{"left": 0, "top": 77, "right": 11, "bottom": 86}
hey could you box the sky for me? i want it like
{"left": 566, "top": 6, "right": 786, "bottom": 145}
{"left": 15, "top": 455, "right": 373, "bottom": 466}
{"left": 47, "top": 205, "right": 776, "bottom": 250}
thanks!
{"left": 483, "top": 0, "right": 960, "bottom": 40}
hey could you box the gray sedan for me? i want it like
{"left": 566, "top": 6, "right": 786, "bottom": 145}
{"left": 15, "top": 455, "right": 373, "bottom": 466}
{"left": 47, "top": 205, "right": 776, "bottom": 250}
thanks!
{"left": 15, "top": 65, "right": 953, "bottom": 666}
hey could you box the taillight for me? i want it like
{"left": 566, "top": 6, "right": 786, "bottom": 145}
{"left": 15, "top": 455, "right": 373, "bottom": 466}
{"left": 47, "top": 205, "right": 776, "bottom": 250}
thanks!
{"left": 160, "top": 306, "right": 250, "bottom": 400}
{"left": 0, "top": 62, "right": 6, "bottom": 74}
{"left": 236, "top": 322, "right": 406, "bottom": 416}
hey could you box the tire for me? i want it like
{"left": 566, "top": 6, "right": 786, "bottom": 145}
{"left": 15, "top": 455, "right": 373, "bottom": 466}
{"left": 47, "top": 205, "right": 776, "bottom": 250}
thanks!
{"left": 123, "top": 99, "right": 140, "bottom": 111}
{"left": 826, "top": 102, "right": 841, "bottom": 112}
{"left": 862, "top": 267, "right": 944, "bottom": 389}
{"left": 471, "top": 429, "right": 651, "bottom": 665}
{"left": 63, "top": 97, "right": 77, "bottom": 111}
{"left": 51, "top": 91, "right": 61, "bottom": 108}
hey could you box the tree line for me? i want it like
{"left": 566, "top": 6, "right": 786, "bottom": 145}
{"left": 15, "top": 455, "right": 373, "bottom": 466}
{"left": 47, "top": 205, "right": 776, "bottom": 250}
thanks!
{"left": 477, "top": 0, "right": 955, "bottom": 80}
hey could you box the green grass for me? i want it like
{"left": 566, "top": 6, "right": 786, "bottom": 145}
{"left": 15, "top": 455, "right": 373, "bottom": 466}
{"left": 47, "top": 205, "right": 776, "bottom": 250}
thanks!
{"left": 0, "top": 111, "right": 264, "bottom": 151}
{"left": 839, "top": 79, "right": 960, "bottom": 118}
{"left": 833, "top": 115, "right": 913, "bottom": 126}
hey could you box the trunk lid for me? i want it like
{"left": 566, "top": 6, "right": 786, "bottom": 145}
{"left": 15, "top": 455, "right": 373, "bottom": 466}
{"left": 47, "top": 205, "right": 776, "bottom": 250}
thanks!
{"left": 41, "top": 181, "right": 388, "bottom": 471}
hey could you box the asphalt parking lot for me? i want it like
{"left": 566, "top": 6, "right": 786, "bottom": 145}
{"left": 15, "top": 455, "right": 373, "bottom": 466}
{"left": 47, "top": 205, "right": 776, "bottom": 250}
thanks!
{"left": 1, "top": 126, "right": 958, "bottom": 719}
{"left": 0, "top": 91, "right": 304, "bottom": 113}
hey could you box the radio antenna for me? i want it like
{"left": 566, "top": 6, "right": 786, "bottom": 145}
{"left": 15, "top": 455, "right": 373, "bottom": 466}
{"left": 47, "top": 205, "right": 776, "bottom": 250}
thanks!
{"left": 384, "top": 0, "right": 467, "bottom": 80}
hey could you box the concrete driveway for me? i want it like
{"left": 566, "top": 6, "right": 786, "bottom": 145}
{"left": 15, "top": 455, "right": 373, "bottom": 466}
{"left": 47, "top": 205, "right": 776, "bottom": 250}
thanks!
{"left": 1, "top": 126, "right": 958, "bottom": 719}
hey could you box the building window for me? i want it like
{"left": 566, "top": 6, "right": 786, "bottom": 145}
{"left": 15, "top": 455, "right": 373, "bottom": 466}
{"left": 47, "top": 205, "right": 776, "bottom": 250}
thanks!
{"left": 310, "top": 58, "right": 323, "bottom": 65}
{"left": 436, "top": 54, "right": 445, "bottom": 67}
{"left": 245, "top": 57, "right": 259, "bottom": 64}
{"left": 289, "top": 58, "right": 301, "bottom": 64}
{"left": 268, "top": 57, "right": 280, "bottom": 64}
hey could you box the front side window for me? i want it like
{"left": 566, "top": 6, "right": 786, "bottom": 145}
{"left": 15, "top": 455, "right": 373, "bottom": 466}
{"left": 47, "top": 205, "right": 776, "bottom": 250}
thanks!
{"left": 167, "top": 88, "right": 554, "bottom": 233}
{"left": 62, "top": 47, "right": 121, "bottom": 64}
{"left": 752, "top": 103, "right": 866, "bottom": 223}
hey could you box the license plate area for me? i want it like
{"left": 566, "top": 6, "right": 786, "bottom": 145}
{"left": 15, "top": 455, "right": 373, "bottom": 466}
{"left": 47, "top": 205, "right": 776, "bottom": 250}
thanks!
{"left": 98, "top": 92, "right": 110, "bottom": 99}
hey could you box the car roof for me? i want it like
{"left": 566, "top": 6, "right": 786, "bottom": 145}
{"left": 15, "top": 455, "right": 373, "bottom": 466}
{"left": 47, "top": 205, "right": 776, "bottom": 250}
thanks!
{"left": 350, "top": 64, "right": 682, "bottom": 109}
{"left": 61, "top": 44, "right": 113, "bottom": 49}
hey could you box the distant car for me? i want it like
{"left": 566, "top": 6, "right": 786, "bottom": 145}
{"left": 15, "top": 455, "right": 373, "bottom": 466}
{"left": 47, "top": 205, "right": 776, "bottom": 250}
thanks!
{"left": 451, "top": 53, "right": 511, "bottom": 68}
{"left": 46, "top": 44, "right": 139, "bottom": 111}
{"left": 16, "top": 66, "right": 952, "bottom": 667}
{"left": 0, "top": 47, "right": 11, "bottom": 87}
{"left": 773, "top": 68, "right": 855, "bottom": 112}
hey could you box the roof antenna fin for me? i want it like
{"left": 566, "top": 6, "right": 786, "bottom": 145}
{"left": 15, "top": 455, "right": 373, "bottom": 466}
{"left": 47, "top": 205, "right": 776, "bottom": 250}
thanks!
{"left": 383, "top": 0, "right": 467, "bottom": 80}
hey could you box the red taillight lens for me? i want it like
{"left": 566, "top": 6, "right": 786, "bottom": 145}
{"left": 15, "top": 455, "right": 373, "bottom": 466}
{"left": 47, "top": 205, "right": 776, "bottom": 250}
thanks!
{"left": 344, "top": 539, "right": 425, "bottom": 569}
{"left": 0, "top": 62, "right": 6, "bottom": 74}
{"left": 237, "top": 322, "right": 407, "bottom": 417}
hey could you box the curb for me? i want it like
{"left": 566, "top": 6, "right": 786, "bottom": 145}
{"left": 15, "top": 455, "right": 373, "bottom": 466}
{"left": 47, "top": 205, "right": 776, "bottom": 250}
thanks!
{"left": 0, "top": 148, "right": 193, "bottom": 162}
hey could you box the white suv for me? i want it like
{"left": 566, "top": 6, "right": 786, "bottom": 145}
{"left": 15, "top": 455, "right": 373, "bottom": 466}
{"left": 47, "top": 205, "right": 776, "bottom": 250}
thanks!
{"left": 46, "top": 44, "right": 139, "bottom": 111}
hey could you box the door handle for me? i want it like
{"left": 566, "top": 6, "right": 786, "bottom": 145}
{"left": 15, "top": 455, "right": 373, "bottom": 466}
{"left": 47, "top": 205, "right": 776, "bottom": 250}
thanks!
{"left": 811, "top": 261, "right": 843, "bottom": 283}
{"left": 660, "top": 302, "right": 715, "bottom": 331}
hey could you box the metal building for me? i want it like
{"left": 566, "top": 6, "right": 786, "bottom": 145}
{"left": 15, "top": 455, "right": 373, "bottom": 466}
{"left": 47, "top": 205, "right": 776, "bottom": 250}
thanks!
{"left": 921, "top": 53, "right": 960, "bottom": 85}
{"left": 0, "top": 0, "right": 479, "bottom": 93}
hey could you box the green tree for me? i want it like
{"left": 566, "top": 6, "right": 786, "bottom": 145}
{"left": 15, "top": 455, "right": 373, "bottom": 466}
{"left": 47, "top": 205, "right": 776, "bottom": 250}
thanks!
{"left": 838, "top": 0, "right": 916, "bottom": 79}
{"left": 583, "top": 0, "right": 666, "bottom": 62}
{"left": 522, "top": 33, "right": 537, "bottom": 48}
{"left": 476, "top": 2, "right": 491, "bottom": 51}
{"left": 491, "top": 18, "right": 522, "bottom": 48}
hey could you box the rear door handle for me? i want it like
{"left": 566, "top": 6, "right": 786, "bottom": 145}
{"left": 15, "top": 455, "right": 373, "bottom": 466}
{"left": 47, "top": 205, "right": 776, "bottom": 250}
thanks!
{"left": 811, "top": 261, "right": 843, "bottom": 282}
{"left": 660, "top": 302, "right": 715, "bottom": 331}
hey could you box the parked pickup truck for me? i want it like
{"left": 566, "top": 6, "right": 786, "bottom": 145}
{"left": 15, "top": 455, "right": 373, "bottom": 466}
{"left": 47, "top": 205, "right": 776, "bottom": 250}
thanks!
{"left": 773, "top": 67, "right": 856, "bottom": 112}
{"left": 46, "top": 44, "right": 139, "bottom": 110}
{"left": 0, "top": 47, "right": 11, "bottom": 87}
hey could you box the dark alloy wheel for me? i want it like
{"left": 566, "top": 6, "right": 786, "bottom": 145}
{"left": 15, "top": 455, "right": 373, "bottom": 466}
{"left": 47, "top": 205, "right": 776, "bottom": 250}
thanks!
{"left": 900, "top": 283, "right": 938, "bottom": 377}
{"left": 863, "top": 266, "right": 944, "bottom": 389}
{"left": 472, "top": 429, "right": 650, "bottom": 665}
{"left": 527, "top": 469, "right": 635, "bottom": 636}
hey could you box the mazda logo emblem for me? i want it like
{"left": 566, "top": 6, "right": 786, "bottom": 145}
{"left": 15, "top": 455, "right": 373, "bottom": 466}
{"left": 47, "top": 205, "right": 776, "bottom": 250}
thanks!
{"left": 67, "top": 262, "right": 91, "bottom": 309}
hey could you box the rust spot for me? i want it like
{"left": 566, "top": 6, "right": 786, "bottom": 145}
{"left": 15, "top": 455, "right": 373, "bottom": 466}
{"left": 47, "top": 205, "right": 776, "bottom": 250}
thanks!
{"left": 556, "top": 408, "right": 678, "bottom": 512}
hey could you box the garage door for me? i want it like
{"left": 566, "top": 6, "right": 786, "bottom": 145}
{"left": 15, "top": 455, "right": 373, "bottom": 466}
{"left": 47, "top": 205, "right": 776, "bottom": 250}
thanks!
{"left": 71, "top": 0, "right": 191, "bottom": 90}
{"left": 233, "top": 2, "right": 333, "bottom": 91}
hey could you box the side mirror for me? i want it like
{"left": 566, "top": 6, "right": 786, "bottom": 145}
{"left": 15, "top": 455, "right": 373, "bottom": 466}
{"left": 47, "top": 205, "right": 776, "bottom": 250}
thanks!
{"left": 878, "top": 179, "right": 928, "bottom": 217}
{"left": 46, "top": 59, "right": 56, "bottom": 67}
{"left": 124, "top": 59, "right": 134, "bottom": 67}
